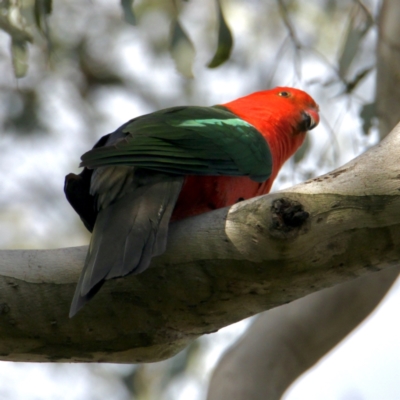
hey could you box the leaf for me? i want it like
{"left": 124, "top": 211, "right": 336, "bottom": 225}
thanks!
{"left": 34, "top": 0, "right": 52, "bottom": 34}
{"left": 0, "top": 10, "right": 33, "bottom": 43}
{"left": 11, "top": 38, "right": 29, "bottom": 78}
{"left": 169, "top": 19, "right": 195, "bottom": 78}
{"left": 120, "top": 0, "right": 136, "bottom": 26}
{"left": 207, "top": 0, "right": 233, "bottom": 68}
{"left": 294, "top": 135, "right": 311, "bottom": 164}
{"left": 360, "top": 102, "right": 375, "bottom": 135}
{"left": 344, "top": 66, "right": 373, "bottom": 93}
{"left": 5, "top": 90, "right": 44, "bottom": 134}
{"left": 338, "top": 4, "right": 373, "bottom": 79}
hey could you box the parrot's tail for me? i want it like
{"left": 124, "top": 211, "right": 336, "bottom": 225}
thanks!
{"left": 69, "top": 175, "right": 184, "bottom": 317}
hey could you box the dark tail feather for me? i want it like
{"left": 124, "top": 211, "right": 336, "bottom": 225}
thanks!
{"left": 69, "top": 176, "right": 184, "bottom": 317}
{"left": 69, "top": 279, "right": 105, "bottom": 318}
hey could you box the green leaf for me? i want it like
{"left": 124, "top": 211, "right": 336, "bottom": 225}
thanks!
{"left": 120, "top": 0, "right": 136, "bottom": 26}
{"left": 344, "top": 66, "right": 373, "bottom": 93}
{"left": 11, "top": 39, "right": 29, "bottom": 78}
{"left": 0, "top": 11, "right": 33, "bottom": 43}
{"left": 207, "top": 0, "right": 233, "bottom": 68}
{"left": 169, "top": 19, "right": 195, "bottom": 78}
{"left": 360, "top": 102, "right": 375, "bottom": 135}
{"left": 5, "top": 89, "right": 45, "bottom": 134}
{"left": 338, "top": 4, "right": 373, "bottom": 79}
{"left": 34, "top": 0, "right": 52, "bottom": 34}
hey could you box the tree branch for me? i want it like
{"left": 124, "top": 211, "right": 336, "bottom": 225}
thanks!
{"left": 1, "top": 123, "right": 400, "bottom": 363}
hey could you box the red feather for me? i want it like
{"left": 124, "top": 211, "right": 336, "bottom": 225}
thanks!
{"left": 172, "top": 87, "right": 319, "bottom": 220}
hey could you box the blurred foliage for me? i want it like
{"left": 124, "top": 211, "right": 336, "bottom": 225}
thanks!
{"left": 0, "top": 0, "right": 384, "bottom": 399}
{"left": 338, "top": 1, "right": 373, "bottom": 80}
{"left": 0, "top": 0, "right": 379, "bottom": 138}
{"left": 119, "top": 340, "right": 205, "bottom": 400}
{"left": 11, "top": 37, "right": 29, "bottom": 77}
{"left": 121, "top": 0, "right": 137, "bottom": 26}
{"left": 207, "top": 0, "right": 233, "bottom": 68}
{"left": 169, "top": 18, "right": 195, "bottom": 77}
{"left": 4, "top": 88, "right": 44, "bottom": 133}
{"left": 360, "top": 101, "right": 376, "bottom": 135}
{"left": 33, "top": 0, "right": 52, "bottom": 38}
{"left": 1, "top": 0, "right": 234, "bottom": 79}
{"left": 0, "top": 0, "right": 32, "bottom": 78}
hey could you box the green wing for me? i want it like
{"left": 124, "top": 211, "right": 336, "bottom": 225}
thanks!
{"left": 80, "top": 106, "right": 272, "bottom": 182}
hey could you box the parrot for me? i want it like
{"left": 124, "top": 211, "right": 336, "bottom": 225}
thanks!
{"left": 65, "top": 87, "right": 319, "bottom": 317}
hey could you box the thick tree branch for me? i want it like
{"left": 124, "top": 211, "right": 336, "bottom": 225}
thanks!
{"left": 1, "top": 124, "right": 400, "bottom": 363}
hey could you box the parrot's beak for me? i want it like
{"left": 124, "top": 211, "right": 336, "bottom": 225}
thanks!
{"left": 300, "top": 108, "right": 319, "bottom": 132}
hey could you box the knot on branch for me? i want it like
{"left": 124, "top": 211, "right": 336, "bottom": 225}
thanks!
{"left": 270, "top": 198, "right": 309, "bottom": 239}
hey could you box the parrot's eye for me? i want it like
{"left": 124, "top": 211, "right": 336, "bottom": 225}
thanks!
{"left": 278, "top": 91, "right": 290, "bottom": 98}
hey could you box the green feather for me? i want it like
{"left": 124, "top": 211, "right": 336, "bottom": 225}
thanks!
{"left": 80, "top": 106, "right": 272, "bottom": 182}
